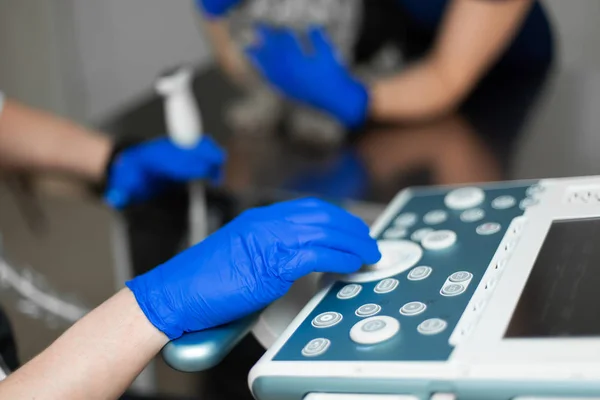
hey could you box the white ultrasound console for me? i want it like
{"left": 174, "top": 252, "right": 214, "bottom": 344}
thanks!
{"left": 246, "top": 176, "right": 600, "bottom": 400}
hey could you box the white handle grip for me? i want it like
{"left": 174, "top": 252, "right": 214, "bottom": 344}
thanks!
{"left": 156, "top": 66, "right": 203, "bottom": 148}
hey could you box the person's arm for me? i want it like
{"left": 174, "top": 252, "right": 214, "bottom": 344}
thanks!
{"left": 0, "top": 198, "right": 380, "bottom": 399}
{"left": 0, "top": 288, "right": 167, "bottom": 400}
{"left": 0, "top": 95, "right": 226, "bottom": 209}
{"left": 203, "top": 19, "right": 254, "bottom": 86}
{"left": 0, "top": 98, "right": 112, "bottom": 183}
{"left": 245, "top": 0, "right": 536, "bottom": 129}
{"left": 369, "top": 0, "right": 535, "bottom": 122}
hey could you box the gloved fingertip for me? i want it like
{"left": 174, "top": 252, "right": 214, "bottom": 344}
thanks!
{"left": 104, "top": 190, "right": 129, "bottom": 210}
{"left": 366, "top": 241, "right": 382, "bottom": 264}
{"left": 208, "top": 165, "right": 225, "bottom": 186}
{"left": 200, "top": 141, "right": 228, "bottom": 165}
{"left": 307, "top": 25, "right": 329, "bottom": 44}
{"left": 254, "top": 23, "right": 273, "bottom": 43}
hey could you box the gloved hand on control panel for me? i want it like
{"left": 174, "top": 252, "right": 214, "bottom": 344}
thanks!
{"left": 126, "top": 197, "right": 381, "bottom": 339}
{"left": 246, "top": 26, "right": 370, "bottom": 129}
{"left": 103, "top": 136, "right": 226, "bottom": 209}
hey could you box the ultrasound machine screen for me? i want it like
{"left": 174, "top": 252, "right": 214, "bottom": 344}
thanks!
{"left": 506, "top": 217, "right": 600, "bottom": 338}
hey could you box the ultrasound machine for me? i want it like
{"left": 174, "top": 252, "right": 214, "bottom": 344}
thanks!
{"left": 155, "top": 51, "right": 600, "bottom": 400}
{"left": 163, "top": 175, "right": 600, "bottom": 400}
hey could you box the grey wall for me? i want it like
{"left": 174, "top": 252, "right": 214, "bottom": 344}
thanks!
{"left": 0, "top": 0, "right": 213, "bottom": 124}
{"left": 69, "top": 0, "right": 213, "bottom": 123}
{"left": 545, "top": 0, "right": 600, "bottom": 73}
{"left": 0, "top": 1, "right": 73, "bottom": 117}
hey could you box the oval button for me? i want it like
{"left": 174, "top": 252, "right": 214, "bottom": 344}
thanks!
{"left": 476, "top": 222, "right": 501, "bottom": 236}
{"left": 337, "top": 284, "right": 362, "bottom": 300}
{"left": 417, "top": 318, "right": 447, "bottom": 335}
{"left": 407, "top": 266, "right": 433, "bottom": 281}
{"left": 423, "top": 210, "right": 448, "bottom": 225}
{"left": 449, "top": 271, "right": 472, "bottom": 283}
{"left": 301, "top": 338, "right": 331, "bottom": 357}
{"left": 394, "top": 213, "right": 418, "bottom": 227}
{"left": 374, "top": 278, "right": 399, "bottom": 294}
{"left": 422, "top": 230, "right": 457, "bottom": 250}
{"left": 355, "top": 303, "right": 382, "bottom": 318}
{"left": 445, "top": 187, "right": 485, "bottom": 210}
{"left": 411, "top": 228, "right": 434, "bottom": 242}
{"left": 312, "top": 312, "right": 343, "bottom": 328}
{"left": 350, "top": 316, "right": 400, "bottom": 345}
{"left": 460, "top": 208, "right": 485, "bottom": 223}
{"left": 400, "top": 301, "right": 427, "bottom": 316}
{"left": 492, "top": 195, "right": 516, "bottom": 210}
{"left": 441, "top": 283, "right": 467, "bottom": 297}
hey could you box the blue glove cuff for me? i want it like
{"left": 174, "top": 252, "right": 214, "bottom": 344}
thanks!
{"left": 329, "top": 77, "right": 370, "bottom": 130}
{"left": 126, "top": 278, "right": 183, "bottom": 340}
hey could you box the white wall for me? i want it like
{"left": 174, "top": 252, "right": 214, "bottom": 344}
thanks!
{"left": 0, "top": 0, "right": 213, "bottom": 124}
{"left": 70, "top": 0, "right": 213, "bottom": 124}
{"left": 0, "top": 1, "right": 72, "bottom": 117}
{"left": 544, "top": 0, "right": 600, "bottom": 72}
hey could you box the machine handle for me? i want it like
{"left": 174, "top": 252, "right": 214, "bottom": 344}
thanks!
{"left": 156, "top": 66, "right": 203, "bottom": 147}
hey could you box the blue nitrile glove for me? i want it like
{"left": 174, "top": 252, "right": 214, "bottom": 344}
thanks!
{"left": 104, "top": 136, "right": 226, "bottom": 209}
{"left": 126, "top": 197, "right": 381, "bottom": 339}
{"left": 246, "top": 26, "right": 369, "bottom": 129}
{"left": 193, "top": 0, "right": 242, "bottom": 18}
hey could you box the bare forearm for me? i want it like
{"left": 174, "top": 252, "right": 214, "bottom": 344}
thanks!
{"left": 370, "top": 60, "right": 462, "bottom": 122}
{"left": 0, "top": 99, "right": 113, "bottom": 183}
{"left": 0, "top": 288, "right": 168, "bottom": 400}
{"left": 203, "top": 19, "right": 253, "bottom": 86}
{"left": 369, "top": 0, "right": 534, "bottom": 123}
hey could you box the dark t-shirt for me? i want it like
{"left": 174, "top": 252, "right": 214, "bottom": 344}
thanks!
{"left": 396, "top": 0, "right": 554, "bottom": 68}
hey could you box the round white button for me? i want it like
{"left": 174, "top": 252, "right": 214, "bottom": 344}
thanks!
{"left": 372, "top": 240, "right": 423, "bottom": 272}
{"left": 350, "top": 316, "right": 400, "bottom": 345}
{"left": 337, "top": 284, "right": 362, "bottom": 300}
{"left": 383, "top": 226, "right": 408, "bottom": 240}
{"left": 411, "top": 228, "right": 434, "bottom": 242}
{"left": 520, "top": 198, "right": 538, "bottom": 210}
{"left": 422, "top": 230, "right": 457, "bottom": 250}
{"left": 449, "top": 271, "right": 472, "bottom": 283}
{"left": 460, "top": 208, "right": 485, "bottom": 223}
{"left": 492, "top": 195, "right": 516, "bottom": 210}
{"left": 374, "top": 278, "right": 399, "bottom": 294}
{"left": 445, "top": 187, "right": 485, "bottom": 210}
{"left": 356, "top": 303, "right": 382, "bottom": 318}
{"left": 441, "top": 283, "right": 467, "bottom": 297}
{"left": 301, "top": 338, "right": 331, "bottom": 357}
{"left": 347, "top": 240, "right": 424, "bottom": 283}
{"left": 423, "top": 210, "right": 448, "bottom": 225}
{"left": 418, "top": 318, "right": 448, "bottom": 335}
{"left": 476, "top": 222, "right": 501, "bottom": 236}
{"left": 394, "top": 213, "right": 418, "bottom": 227}
{"left": 407, "top": 266, "right": 433, "bottom": 281}
{"left": 400, "top": 301, "right": 427, "bottom": 316}
{"left": 312, "top": 312, "right": 343, "bottom": 328}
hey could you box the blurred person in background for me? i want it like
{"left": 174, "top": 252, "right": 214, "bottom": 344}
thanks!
{"left": 196, "top": 0, "right": 554, "bottom": 131}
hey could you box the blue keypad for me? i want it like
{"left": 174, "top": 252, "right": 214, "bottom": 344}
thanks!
{"left": 273, "top": 182, "right": 536, "bottom": 362}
